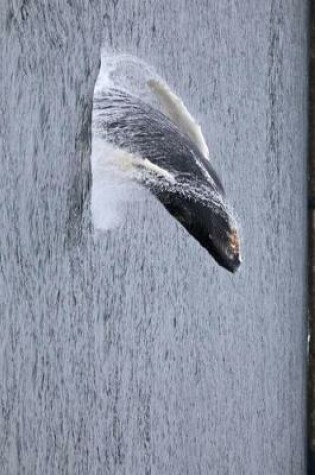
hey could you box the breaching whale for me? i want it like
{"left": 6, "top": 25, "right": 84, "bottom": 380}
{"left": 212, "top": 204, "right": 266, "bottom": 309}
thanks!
{"left": 92, "top": 71, "right": 241, "bottom": 273}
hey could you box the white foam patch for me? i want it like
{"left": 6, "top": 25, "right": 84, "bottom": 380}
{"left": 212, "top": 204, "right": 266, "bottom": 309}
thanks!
{"left": 91, "top": 51, "right": 165, "bottom": 232}
{"left": 91, "top": 138, "right": 144, "bottom": 231}
{"left": 94, "top": 51, "right": 165, "bottom": 105}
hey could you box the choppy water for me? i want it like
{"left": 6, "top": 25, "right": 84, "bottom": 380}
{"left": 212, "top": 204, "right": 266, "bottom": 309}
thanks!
{"left": 0, "top": 1, "right": 308, "bottom": 473}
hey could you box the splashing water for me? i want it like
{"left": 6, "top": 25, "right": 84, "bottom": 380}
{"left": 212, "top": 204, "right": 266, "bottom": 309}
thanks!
{"left": 91, "top": 53, "right": 164, "bottom": 231}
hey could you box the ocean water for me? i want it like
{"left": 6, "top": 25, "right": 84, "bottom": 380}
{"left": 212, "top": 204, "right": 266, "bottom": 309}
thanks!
{"left": 0, "top": 1, "right": 308, "bottom": 473}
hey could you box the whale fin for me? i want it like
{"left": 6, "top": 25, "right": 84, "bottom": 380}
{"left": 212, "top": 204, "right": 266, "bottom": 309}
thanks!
{"left": 147, "top": 79, "right": 210, "bottom": 160}
{"left": 131, "top": 154, "right": 176, "bottom": 184}
{"left": 93, "top": 139, "right": 176, "bottom": 185}
{"left": 141, "top": 159, "right": 176, "bottom": 184}
{"left": 121, "top": 153, "right": 176, "bottom": 184}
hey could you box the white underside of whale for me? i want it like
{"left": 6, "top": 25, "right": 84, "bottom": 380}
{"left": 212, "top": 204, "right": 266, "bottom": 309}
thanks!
{"left": 147, "top": 79, "right": 210, "bottom": 161}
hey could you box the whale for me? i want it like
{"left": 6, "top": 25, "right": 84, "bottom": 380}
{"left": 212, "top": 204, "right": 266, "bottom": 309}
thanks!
{"left": 92, "top": 76, "right": 241, "bottom": 273}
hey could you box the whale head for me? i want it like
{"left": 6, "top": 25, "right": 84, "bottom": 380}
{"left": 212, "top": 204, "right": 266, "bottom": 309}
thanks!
{"left": 159, "top": 188, "right": 241, "bottom": 273}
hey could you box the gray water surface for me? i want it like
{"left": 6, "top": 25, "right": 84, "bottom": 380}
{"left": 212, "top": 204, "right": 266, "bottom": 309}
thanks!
{"left": 0, "top": 1, "right": 308, "bottom": 473}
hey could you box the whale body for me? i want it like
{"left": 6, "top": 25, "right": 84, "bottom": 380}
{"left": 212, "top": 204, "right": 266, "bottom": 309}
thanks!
{"left": 93, "top": 78, "right": 241, "bottom": 273}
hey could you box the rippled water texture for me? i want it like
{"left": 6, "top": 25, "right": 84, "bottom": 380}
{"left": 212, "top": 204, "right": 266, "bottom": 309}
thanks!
{"left": 0, "top": 1, "right": 308, "bottom": 473}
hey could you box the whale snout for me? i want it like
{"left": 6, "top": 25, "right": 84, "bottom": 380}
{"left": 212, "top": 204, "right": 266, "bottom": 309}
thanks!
{"left": 225, "top": 228, "right": 242, "bottom": 273}
{"left": 222, "top": 249, "right": 241, "bottom": 274}
{"left": 207, "top": 225, "right": 242, "bottom": 274}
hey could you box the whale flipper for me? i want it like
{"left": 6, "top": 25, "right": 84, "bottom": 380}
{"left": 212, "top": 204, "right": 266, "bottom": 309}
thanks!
{"left": 147, "top": 79, "right": 210, "bottom": 161}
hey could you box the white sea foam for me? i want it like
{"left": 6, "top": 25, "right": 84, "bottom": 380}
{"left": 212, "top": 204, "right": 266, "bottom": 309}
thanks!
{"left": 91, "top": 52, "right": 147, "bottom": 231}
{"left": 91, "top": 51, "right": 169, "bottom": 232}
{"left": 91, "top": 137, "right": 145, "bottom": 231}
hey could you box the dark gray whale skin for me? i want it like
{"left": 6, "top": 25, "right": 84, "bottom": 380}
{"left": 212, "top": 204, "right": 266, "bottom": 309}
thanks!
{"left": 93, "top": 88, "right": 241, "bottom": 272}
